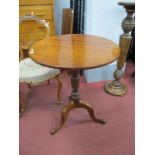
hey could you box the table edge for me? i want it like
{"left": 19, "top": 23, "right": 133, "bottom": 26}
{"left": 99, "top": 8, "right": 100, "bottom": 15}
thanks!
{"left": 30, "top": 55, "right": 120, "bottom": 70}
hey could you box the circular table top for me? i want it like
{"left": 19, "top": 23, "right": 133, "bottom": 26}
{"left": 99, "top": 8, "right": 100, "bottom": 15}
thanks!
{"left": 29, "top": 34, "right": 120, "bottom": 70}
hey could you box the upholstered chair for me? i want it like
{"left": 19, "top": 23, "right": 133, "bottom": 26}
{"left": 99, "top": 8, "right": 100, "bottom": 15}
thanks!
{"left": 19, "top": 14, "right": 63, "bottom": 116}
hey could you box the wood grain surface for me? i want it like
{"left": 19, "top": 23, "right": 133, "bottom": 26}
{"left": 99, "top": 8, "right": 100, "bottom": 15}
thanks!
{"left": 29, "top": 34, "right": 120, "bottom": 70}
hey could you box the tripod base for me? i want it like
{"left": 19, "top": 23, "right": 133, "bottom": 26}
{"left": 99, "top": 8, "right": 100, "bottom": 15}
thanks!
{"left": 51, "top": 100, "right": 106, "bottom": 135}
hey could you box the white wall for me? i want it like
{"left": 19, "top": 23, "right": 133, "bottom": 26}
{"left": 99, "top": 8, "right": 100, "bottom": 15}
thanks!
{"left": 85, "top": 0, "right": 126, "bottom": 44}
{"left": 55, "top": 0, "right": 129, "bottom": 41}
{"left": 54, "top": 0, "right": 70, "bottom": 35}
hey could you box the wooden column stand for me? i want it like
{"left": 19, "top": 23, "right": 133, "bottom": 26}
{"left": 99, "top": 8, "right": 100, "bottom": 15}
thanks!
{"left": 104, "top": 2, "right": 135, "bottom": 96}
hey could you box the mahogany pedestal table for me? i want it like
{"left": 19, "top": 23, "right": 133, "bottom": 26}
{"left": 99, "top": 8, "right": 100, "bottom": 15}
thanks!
{"left": 29, "top": 34, "right": 120, "bottom": 135}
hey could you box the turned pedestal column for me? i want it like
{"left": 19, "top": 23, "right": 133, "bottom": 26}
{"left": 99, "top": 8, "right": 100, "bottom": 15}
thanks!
{"left": 104, "top": 2, "right": 135, "bottom": 96}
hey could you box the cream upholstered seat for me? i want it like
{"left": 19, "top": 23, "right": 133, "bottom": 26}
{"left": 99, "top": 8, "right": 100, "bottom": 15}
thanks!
{"left": 19, "top": 14, "right": 63, "bottom": 116}
{"left": 20, "top": 58, "right": 60, "bottom": 84}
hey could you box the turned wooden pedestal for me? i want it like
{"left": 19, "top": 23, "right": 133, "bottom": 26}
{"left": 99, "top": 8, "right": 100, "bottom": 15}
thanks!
{"left": 104, "top": 2, "right": 135, "bottom": 96}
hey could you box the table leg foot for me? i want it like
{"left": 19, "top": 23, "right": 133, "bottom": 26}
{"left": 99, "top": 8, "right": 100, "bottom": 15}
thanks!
{"left": 51, "top": 101, "right": 75, "bottom": 135}
{"left": 78, "top": 101, "right": 106, "bottom": 124}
